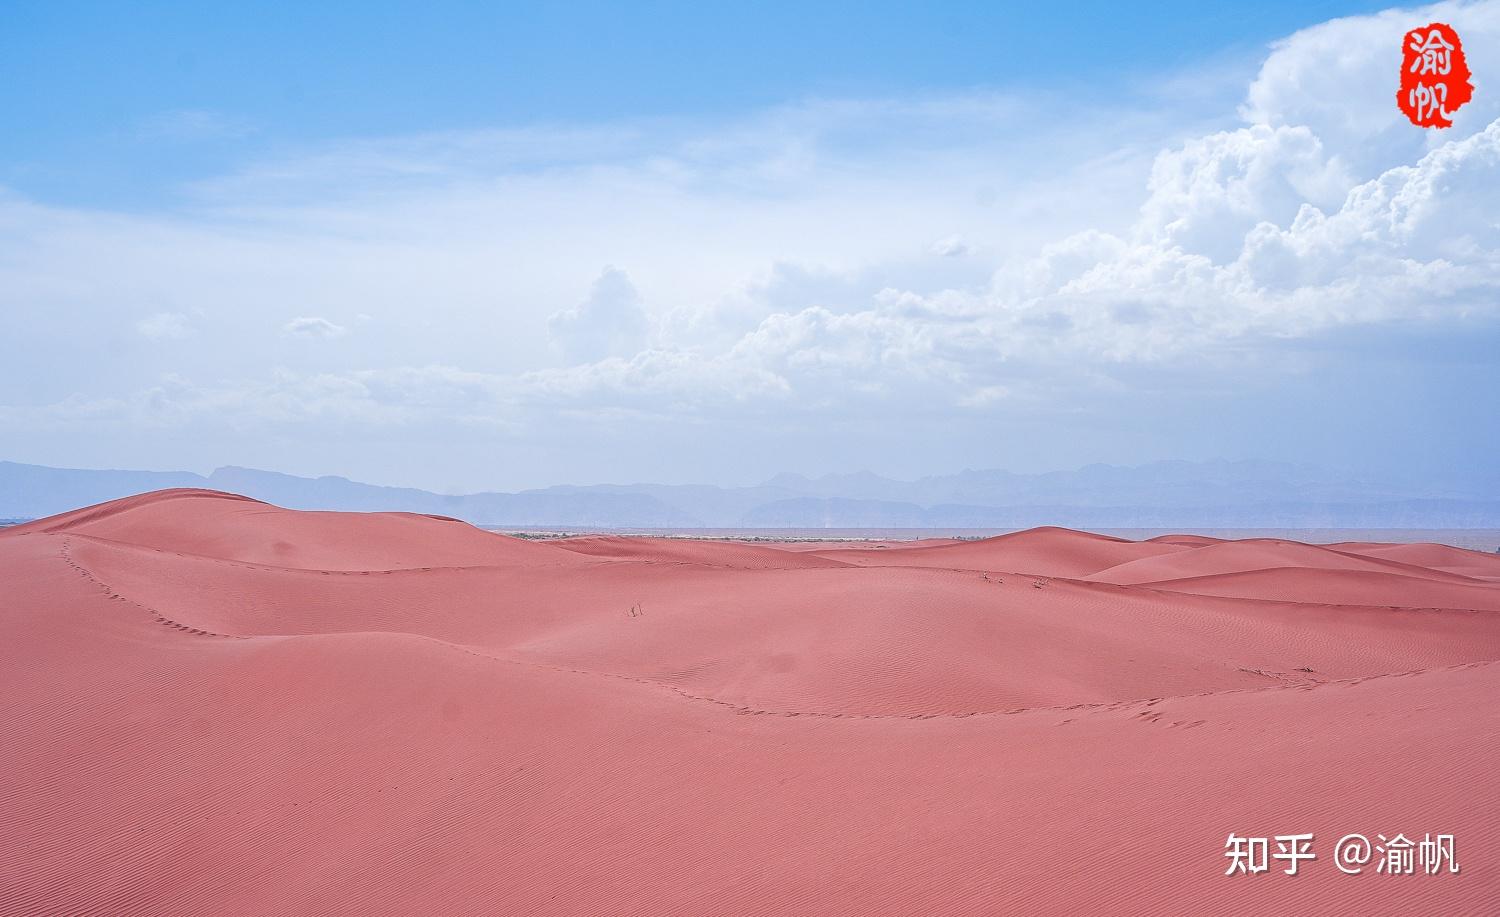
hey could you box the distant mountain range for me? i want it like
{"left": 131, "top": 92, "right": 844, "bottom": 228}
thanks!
{"left": 2, "top": 459, "right": 1497, "bottom": 529}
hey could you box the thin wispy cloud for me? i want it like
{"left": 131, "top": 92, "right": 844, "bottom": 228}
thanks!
{"left": 283, "top": 316, "right": 348, "bottom": 339}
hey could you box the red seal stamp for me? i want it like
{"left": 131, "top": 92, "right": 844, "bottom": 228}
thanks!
{"left": 1398, "top": 23, "right": 1474, "bottom": 128}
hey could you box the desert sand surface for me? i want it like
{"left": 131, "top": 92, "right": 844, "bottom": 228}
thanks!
{"left": 3, "top": 489, "right": 1498, "bottom": 915}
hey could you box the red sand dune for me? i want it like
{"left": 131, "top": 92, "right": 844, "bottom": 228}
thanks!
{"left": 1331, "top": 541, "right": 1500, "bottom": 581}
{"left": 1083, "top": 538, "right": 1487, "bottom": 587}
{"left": 8, "top": 488, "right": 580, "bottom": 571}
{"left": 810, "top": 525, "right": 1192, "bottom": 577}
{"left": 548, "top": 534, "right": 852, "bottom": 569}
{"left": 3, "top": 491, "right": 1498, "bottom": 915}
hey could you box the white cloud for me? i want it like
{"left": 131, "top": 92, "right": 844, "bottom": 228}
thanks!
{"left": 547, "top": 266, "right": 650, "bottom": 363}
{"left": 1136, "top": 124, "right": 1351, "bottom": 263}
{"left": 930, "top": 236, "right": 970, "bottom": 257}
{"left": 0, "top": 365, "right": 518, "bottom": 432}
{"left": 1241, "top": 0, "right": 1500, "bottom": 175}
{"left": 510, "top": 103, "right": 1500, "bottom": 409}
{"left": 282, "top": 316, "right": 348, "bottom": 338}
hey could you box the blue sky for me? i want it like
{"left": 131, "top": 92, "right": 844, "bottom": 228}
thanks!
{"left": 2, "top": 1, "right": 1498, "bottom": 494}
{"left": 5, "top": 1, "right": 1386, "bottom": 206}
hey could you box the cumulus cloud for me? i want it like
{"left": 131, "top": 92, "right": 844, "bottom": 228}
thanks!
{"left": 547, "top": 267, "right": 650, "bottom": 363}
{"left": 1241, "top": 0, "right": 1500, "bottom": 176}
{"left": 515, "top": 107, "right": 1500, "bottom": 409}
{"left": 506, "top": 2, "right": 1500, "bottom": 411}
{"left": 930, "top": 236, "right": 970, "bottom": 257}
{"left": 1136, "top": 124, "right": 1351, "bottom": 263}
{"left": 282, "top": 316, "right": 348, "bottom": 338}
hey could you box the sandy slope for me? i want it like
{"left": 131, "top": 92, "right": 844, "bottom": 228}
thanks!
{"left": 3, "top": 491, "right": 1498, "bottom": 915}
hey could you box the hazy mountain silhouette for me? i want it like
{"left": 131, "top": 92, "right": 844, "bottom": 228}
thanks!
{"left": 2, "top": 459, "right": 1495, "bottom": 528}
